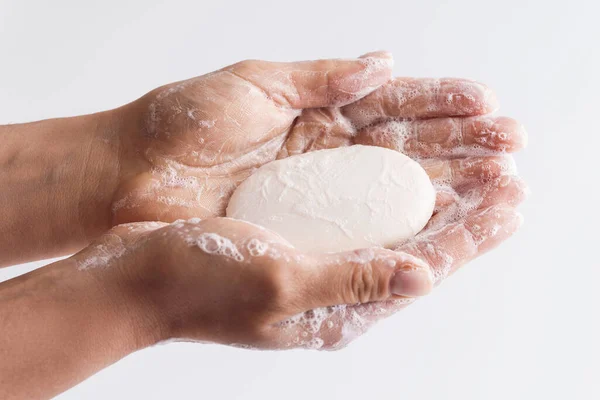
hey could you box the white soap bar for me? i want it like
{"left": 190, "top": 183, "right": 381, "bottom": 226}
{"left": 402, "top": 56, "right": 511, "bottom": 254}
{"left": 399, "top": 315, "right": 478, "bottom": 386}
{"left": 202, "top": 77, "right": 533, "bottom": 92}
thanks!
{"left": 226, "top": 145, "right": 435, "bottom": 253}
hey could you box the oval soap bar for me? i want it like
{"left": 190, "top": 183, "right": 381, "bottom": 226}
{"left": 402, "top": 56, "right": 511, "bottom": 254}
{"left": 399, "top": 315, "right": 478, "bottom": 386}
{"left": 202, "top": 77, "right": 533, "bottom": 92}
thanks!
{"left": 226, "top": 145, "right": 435, "bottom": 253}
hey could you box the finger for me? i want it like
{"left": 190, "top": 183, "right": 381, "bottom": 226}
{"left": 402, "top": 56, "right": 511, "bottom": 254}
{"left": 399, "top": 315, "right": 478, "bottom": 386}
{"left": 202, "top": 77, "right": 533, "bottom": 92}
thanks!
{"left": 280, "top": 199, "right": 526, "bottom": 350}
{"left": 277, "top": 108, "right": 356, "bottom": 158}
{"left": 355, "top": 116, "right": 528, "bottom": 157}
{"left": 466, "top": 175, "right": 529, "bottom": 209}
{"left": 292, "top": 248, "right": 433, "bottom": 312}
{"left": 325, "top": 297, "right": 416, "bottom": 348}
{"left": 270, "top": 297, "right": 416, "bottom": 350}
{"left": 398, "top": 205, "right": 523, "bottom": 284}
{"left": 342, "top": 78, "right": 499, "bottom": 129}
{"left": 425, "top": 175, "right": 528, "bottom": 231}
{"left": 225, "top": 52, "right": 394, "bottom": 109}
{"left": 428, "top": 187, "right": 461, "bottom": 230}
{"left": 433, "top": 186, "right": 461, "bottom": 210}
{"left": 421, "top": 156, "right": 517, "bottom": 191}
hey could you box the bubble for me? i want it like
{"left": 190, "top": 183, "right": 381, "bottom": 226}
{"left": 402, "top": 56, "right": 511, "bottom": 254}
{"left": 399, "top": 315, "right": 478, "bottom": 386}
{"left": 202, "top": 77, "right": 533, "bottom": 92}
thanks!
{"left": 194, "top": 233, "right": 245, "bottom": 262}
{"left": 77, "top": 235, "right": 127, "bottom": 270}
{"left": 305, "top": 338, "right": 324, "bottom": 350}
{"left": 247, "top": 238, "right": 268, "bottom": 256}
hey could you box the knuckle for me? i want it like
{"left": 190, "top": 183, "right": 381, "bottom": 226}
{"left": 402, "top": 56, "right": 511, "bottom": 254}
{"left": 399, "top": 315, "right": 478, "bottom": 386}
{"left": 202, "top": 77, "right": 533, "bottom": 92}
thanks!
{"left": 412, "top": 242, "right": 441, "bottom": 266}
{"left": 314, "top": 59, "right": 334, "bottom": 73}
{"left": 348, "top": 262, "right": 384, "bottom": 303}
{"left": 258, "top": 261, "right": 293, "bottom": 308}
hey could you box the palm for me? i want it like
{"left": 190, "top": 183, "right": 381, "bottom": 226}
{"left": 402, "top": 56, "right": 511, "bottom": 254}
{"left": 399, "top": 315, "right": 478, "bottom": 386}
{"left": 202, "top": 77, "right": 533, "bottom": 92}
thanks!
{"left": 114, "top": 53, "right": 393, "bottom": 223}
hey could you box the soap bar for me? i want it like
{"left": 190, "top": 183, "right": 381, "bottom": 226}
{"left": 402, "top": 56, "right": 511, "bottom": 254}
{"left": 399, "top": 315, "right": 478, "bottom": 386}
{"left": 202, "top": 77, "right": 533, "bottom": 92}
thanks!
{"left": 226, "top": 145, "right": 435, "bottom": 253}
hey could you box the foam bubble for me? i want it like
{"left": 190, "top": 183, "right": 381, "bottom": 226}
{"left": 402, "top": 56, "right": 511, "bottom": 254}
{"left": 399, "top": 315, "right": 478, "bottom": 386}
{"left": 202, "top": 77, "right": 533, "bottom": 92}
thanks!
{"left": 193, "top": 233, "right": 245, "bottom": 262}
{"left": 247, "top": 238, "right": 268, "bottom": 256}
{"left": 77, "top": 235, "right": 127, "bottom": 270}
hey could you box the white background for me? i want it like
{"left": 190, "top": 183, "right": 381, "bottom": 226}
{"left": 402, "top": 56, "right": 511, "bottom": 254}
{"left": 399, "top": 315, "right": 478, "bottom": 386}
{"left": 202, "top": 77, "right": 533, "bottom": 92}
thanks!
{"left": 1, "top": 0, "right": 598, "bottom": 399}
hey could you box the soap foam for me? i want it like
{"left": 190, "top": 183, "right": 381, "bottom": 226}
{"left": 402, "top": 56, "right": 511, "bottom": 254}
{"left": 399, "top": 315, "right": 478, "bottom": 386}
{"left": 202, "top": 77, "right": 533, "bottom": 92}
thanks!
{"left": 190, "top": 232, "right": 245, "bottom": 262}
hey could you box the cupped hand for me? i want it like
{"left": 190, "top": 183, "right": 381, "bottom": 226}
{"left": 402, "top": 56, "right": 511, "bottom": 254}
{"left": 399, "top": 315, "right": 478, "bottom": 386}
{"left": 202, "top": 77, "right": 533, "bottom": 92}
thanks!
{"left": 111, "top": 52, "right": 526, "bottom": 225}
{"left": 78, "top": 159, "right": 526, "bottom": 352}
{"left": 112, "top": 52, "right": 393, "bottom": 223}
{"left": 74, "top": 218, "right": 433, "bottom": 350}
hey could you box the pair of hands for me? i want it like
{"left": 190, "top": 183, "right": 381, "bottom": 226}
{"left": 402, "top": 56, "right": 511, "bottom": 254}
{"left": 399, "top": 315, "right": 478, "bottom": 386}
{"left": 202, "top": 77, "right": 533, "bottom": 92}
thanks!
{"left": 74, "top": 51, "right": 527, "bottom": 350}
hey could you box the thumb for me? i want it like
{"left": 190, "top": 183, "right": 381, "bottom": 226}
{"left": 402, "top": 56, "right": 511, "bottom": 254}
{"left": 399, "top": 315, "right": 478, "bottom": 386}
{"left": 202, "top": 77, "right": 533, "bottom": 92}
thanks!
{"left": 226, "top": 51, "right": 393, "bottom": 109}
{"left": 294, "top": 248, "right": 433, "bottom": 311}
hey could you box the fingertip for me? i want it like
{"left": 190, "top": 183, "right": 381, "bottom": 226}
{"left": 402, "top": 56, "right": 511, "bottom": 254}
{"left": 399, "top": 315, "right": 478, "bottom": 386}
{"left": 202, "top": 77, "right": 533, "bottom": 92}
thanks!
{"left": 512, "top": 175, "right": 531, "bottom": 203}
{"left": 468, "top": 80, "right": 499, "bottom": 114}
{"left": 358, "top": 52, "right": 394, "bottom": 81}
{"left": 482, "top": 83, "right": 500, "bottom": 113}
{"left": 312, "top": 248, "right": 432, "bottom": 305}
{"left": 508, "top": 209, "right": 525, "bottom": 233}
{"left": 493, "top": 175, "right": 529, "bottom": 208}
{"left": 499, "top": 155, "right": 518, "bottom": 176}
{"left": 390, "top": 261, "right": 434, "bottom": 297}
{"left": 467, "top": 204, "right": 523, "bottom": 253}
{"left": 488, "top": 116, "right": 528, "bottom": 151}
{"left": 328, "top": 56, "right": 393, "bottom": 106}
{"left": 448, "top": 79, "right": 499, "bottom": 115}
{"left": 380, "top": 251, "right": 433, "bottom": 297}
{"left": 283, "top": 54, "right": 394, "bottom": 109}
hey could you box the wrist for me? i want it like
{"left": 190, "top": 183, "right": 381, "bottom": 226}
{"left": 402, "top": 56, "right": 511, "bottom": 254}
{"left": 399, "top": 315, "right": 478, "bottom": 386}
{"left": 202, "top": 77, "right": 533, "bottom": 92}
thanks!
{"left": 77, "top": 258, "right": 165, "bottom": 350}
{"left": 76, "top": 108, "right": 126, "bottom": 238}
{"left": 0, "top": 257, "right": 149, "bottom": 398}
{"left": 75, "top": 230, "right": 172, "bottom": 348}
{"left": 0, "top": 112, "right": 123, "bottom": 265}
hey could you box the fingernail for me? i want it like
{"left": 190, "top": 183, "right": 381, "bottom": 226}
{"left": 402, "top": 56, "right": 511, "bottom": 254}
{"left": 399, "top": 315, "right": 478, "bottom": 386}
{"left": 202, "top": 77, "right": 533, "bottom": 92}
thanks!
{"left": 390, "top": 263, "right": 433, "bottom": 297}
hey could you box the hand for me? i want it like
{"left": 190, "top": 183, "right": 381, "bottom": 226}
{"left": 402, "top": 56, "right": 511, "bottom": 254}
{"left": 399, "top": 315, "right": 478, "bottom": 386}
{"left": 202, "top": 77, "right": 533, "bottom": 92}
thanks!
{"left": 0, "top": 199, "right": 525, "bottom": 399}
{"left": 77, "top": 160, "right": 527, "bottom": 352}
{"left": 0, "top": 52, "right": 393, "bottom": 266}
{"left": 110, "top": 52, "right": 525, "bottom": 225}
{"left": 111, "top": 51, "right": 394, "bottom": 223}
{"left": 73, "top": 218, "right": 434, "bottom": 350}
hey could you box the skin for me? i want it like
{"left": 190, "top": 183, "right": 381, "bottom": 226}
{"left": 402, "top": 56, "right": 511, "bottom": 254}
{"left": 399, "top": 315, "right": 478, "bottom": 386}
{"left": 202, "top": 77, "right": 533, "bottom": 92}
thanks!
{"left": 0, "top": 52, "right": 528, "bottom": 399}
{"left": 0, "top": 51, "right": 526, "bottom": 266}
